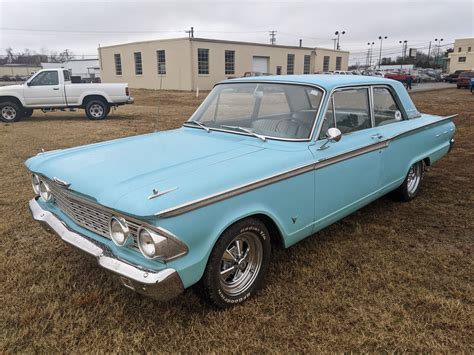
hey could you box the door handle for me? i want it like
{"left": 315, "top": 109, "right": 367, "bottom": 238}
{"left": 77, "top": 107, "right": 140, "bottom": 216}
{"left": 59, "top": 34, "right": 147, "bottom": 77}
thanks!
{"left": 53, "top": 88, "right": 60, "bottom": 90}
{"left": 370, "top": 134, "right": 383, "bottom": 140}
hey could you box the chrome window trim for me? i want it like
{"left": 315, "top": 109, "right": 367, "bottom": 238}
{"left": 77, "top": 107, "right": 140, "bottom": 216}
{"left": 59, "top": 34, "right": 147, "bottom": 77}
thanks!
{"left": 157, "top": 114, "right": 457, "bottom": 218}
{"left": 34, "top": 174, "right": 188, "bottom": 258}
{"left": 183, "top": 80, "right": 327, "bottom": 142}
{"left": 371, "top": 84, "right": 408, "bottom": 122}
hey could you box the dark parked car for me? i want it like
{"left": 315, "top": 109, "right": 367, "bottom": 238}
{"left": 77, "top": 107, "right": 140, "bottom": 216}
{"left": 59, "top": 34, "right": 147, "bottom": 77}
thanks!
{"left": 444, "top": 70, "right": 465, "bottom": 83}
{"left": 456, "top": 71, "right": 474, "bottom": 89}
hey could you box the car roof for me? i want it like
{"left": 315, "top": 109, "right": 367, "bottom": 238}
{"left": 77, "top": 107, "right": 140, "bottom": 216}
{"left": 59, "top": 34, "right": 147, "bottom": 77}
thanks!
{"left": 222, "top": 74, "right": 396, "bottom": 91}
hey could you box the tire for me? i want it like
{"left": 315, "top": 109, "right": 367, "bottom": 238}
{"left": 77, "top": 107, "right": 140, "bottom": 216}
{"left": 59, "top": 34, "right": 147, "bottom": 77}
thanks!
{"left": 198, "top": 217, "right": 272, "bottom": 308}
{"left": 395, "top": 161, "right": 424, "bottom": 202}
{"left": 23, "top": 108, "right": 34, "bottom": 117}
{"left": 85, "top": 99, "right": 110, "bottom": 120}
{"left": 0, "top": 101, "right": 22, "bottom": 122}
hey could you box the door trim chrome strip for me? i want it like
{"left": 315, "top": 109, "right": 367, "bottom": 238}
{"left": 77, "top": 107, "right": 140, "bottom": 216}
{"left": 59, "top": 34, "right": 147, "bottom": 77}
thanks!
{"left": 156, "top": 114, "right": 456, "bottom": 218}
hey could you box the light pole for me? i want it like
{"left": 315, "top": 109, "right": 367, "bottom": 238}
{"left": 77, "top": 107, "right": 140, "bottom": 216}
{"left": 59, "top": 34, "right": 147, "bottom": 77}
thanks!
{"left": 378, "top": 36, "right": 387, "bottom": 69}
{"left": 335, "top": 31, "right": 345, "bottom": 50}
{"left": 367, "top": 42, "right": 375, "bottom": 68}
{"left": 434, "top": 38, "right": 444, "bottom": 69}
{"left": 399, "top": 40, "right": 407, "bottom": 71}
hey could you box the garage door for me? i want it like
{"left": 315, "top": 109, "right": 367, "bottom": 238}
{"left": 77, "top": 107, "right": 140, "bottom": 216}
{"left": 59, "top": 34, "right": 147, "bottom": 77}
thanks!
{"left": 252, "top": 56, "right": 269, "bottom": 73}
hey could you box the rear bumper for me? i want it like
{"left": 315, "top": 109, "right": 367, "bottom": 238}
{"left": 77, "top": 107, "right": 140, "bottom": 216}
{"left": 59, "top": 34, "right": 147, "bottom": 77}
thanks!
{"left": 29, "top": 198, "right": 183, "bottom": 301}
{"left": 127, "top": 97, "right": 134, "bottom": 104}
{"left": 449, "top": 137, "right": 455, "bottom": 153}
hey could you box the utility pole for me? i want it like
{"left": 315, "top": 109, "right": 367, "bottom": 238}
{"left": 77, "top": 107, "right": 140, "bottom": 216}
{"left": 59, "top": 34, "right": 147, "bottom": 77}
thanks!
{"left": 427, "top": 41, "right": 431, "bottom": 67}
{"left": 334, "top": 31, "right": 345, "bottom": 50}
{"left": 368, "top": 42, "right": 375, "bottom": 68}
{"left": 434, "top": 38, "right": 444, "bottom": 69}
{"left": 186, "top": 26, "right": 194, "bottom": 38}
{"left": 399, "top": 40, "right": 407, "bottom": 71}
{"left": 378, "top": 35, "right": 387, "bottom": 69}
{"left": 269, "top": 30, "right": 277, "bottom": 45}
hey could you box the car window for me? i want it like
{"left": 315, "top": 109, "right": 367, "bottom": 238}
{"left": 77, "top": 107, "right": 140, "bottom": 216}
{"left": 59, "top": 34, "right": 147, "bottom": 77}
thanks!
{"left": 30, "top": 71, "right": 59, "bottom": 86}
{"left": 318, "top": 97, "right": 335, "bottom": 140}
{"left": 63, "top": 70, "right": 71, "bottom": 82}
{"left": 190, "top": 83, "right": 323, "bottom": 140}
{"left": 373, "top": 87, "right": 403, "bottom": 126}
{"left": 332, "top": 88, "right": 371, "bottom": 134}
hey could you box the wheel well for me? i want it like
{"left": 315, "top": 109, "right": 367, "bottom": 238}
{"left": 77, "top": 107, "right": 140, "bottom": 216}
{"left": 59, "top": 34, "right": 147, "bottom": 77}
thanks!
{"left": 82, "top": 95, "right": 108, "bottom": 107}
{"left": 251, "top": 213, "right": 285, "bottom": 248}
{"left": 0, "top": 96, "right": 23, "bottom": 108}
{"left": 423, "top": 157, "right": 431, "bottom": 167}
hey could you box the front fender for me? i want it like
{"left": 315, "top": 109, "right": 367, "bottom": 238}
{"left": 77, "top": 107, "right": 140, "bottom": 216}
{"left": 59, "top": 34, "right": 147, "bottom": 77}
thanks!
{"left": 0, "top": 91, "right": 26, "bottom": 106}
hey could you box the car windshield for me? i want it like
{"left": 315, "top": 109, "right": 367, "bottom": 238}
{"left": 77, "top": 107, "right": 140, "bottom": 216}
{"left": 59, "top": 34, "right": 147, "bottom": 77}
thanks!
{"left": 187, "top": 82, "right": 323, "bottom": 140}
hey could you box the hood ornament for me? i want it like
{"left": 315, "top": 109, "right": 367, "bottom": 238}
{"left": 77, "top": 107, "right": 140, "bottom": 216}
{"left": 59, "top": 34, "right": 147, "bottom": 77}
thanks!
{"left": 148, "top": 187, "right": 178, "bottom": 200}
{"left": 53, "top": 177, "right": 71, "bottom": 188}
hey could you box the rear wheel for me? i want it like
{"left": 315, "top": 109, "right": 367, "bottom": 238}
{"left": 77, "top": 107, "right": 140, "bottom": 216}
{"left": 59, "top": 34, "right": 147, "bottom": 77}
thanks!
{"left": 395, "top": 161, "right": 424, "bottom": 201}
{"left": 0, "top": 101, "right": 22, "bottom": 122}
{"left": 198, "top": 218, "right": 271, "bottom": 308}
{"left": 85, "top": 99, "right": 110, "bottom": 120}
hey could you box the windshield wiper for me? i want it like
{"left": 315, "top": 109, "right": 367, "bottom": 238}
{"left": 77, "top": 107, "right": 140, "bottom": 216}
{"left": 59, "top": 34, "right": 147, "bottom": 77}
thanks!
{"left": 185, "top": 120, "right": 210, "bottom": 132}
{"left": 220, "top": 125, "right": 266, "bottom": 142}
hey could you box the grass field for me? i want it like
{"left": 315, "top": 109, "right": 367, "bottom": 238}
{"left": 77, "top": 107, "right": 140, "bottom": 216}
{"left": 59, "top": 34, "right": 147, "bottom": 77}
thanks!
{"left": 1, "top": 88, "right": 473, "bottom": 352}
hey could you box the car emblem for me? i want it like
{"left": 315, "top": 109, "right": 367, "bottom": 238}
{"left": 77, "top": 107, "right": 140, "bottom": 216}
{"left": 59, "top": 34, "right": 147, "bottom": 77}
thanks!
{"left": 148, "top": 187, "right": 178, "bottom": 200}
{"left": 53, "top": 177, "right": 71, "bottom": 188}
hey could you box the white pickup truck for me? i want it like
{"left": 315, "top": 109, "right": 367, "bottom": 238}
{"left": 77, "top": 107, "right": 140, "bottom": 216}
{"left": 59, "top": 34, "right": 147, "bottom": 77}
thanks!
{"left": 0, "top": 68, "right": 133, "bottom": 122}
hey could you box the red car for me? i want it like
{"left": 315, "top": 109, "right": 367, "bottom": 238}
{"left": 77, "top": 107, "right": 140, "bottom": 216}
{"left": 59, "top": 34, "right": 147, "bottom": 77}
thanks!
{"left": 384, "top": 72, "right": 416, "bottom": 82}
{"left": 456, "top": 71, "right": 474, "bottom": 89}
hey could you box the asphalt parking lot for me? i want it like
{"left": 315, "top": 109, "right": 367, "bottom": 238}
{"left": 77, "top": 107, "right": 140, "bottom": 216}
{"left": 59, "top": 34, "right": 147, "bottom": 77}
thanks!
{"left": 1, "top": 88, "right": 473, "bottom": 352}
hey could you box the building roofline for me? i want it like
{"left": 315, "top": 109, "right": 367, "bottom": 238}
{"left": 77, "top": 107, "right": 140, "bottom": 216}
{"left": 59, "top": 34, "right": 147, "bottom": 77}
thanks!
{"left": 99, "top": 36, "right": 349, "bottom": 53}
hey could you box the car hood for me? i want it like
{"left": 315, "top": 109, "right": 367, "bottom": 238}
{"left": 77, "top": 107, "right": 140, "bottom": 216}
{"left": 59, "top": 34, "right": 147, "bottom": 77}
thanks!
{"left": 26, "top": 128, "right": 310, "bottom": 218}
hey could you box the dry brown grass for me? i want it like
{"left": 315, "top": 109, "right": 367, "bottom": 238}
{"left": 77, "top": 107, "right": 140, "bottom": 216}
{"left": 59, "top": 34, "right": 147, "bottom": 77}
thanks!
{"left": 1, "top": 88, "right": 473, "bottom": 352}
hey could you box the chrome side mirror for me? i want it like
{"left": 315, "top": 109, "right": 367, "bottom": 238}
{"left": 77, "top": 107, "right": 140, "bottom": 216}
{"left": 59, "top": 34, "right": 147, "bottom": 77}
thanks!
{"left": 318, "top": 127, "right": 342, "bottom": 150}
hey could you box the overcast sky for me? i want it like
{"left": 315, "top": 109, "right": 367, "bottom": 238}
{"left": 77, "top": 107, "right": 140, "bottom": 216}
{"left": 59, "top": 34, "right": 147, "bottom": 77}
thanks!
{"left": 0, "top": 0, "right": 473, "bottom": 64}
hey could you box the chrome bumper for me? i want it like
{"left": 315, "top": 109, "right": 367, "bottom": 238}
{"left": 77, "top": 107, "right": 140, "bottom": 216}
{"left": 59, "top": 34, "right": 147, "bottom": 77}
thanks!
{"left": 29, "top": 198, "right": 183, "bottom": 301}
{"left": 127, "top": 97, "right": 134, "bottom": 104}
{"left": 449, "top": 137, "right": 455, "bottom": 153}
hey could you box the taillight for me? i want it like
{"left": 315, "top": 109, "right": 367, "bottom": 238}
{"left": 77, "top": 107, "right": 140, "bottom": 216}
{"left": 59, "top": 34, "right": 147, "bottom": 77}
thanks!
{"left": 125, "top": 87, "right": 130, "bottom": 96}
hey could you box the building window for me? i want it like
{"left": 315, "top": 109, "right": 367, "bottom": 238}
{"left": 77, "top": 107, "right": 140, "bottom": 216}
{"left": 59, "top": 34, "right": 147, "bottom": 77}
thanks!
{"left": 323, "top": 56, "right": 330, "bottom": 72}
{"left": 468, "top": 46, "right": 472, "bottom": 52}
{"left": 335, "top": 56, "right": 342, "bottom": 71}
{"left": 114, "top": 54, "right": 122, "bottom": 75}
{"left": 156, "top": 50, "right": 166, "bottom": 75}
{"left": 134, "top": 52, "right": 143, "bottom": 75}
{"left": 458, "top": 57, "right": 467, "bottom": 62}
{"left": 198, "top": 48, "right": 209, "bottom": 75}
{"left": 276, "top": 66, "right": 282, "bottom": 75}
{"left": 287, "top": 54, "right": 295, "bottom": 74}
{"left": 225, "top": 50, "right": 235, "bottom": 75}
{"left": 303, "top": 55, "right": 311, "bottom": 74}
{"left": 458, "top": 47, "right": 462, "bottom": 52}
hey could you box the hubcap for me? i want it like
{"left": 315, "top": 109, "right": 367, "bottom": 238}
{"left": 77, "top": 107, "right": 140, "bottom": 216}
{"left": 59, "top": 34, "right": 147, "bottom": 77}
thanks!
{"left": 407, "top": 163, "right": 422, "bottom": 196}
{"left": 219, "top": 232, "right": 263, "bottom": 296}
{"left": 1, "top": 106, "right": 16, "bottom": 120}
{"left": 89, "top": 104, "right": 104, "bottom": 118}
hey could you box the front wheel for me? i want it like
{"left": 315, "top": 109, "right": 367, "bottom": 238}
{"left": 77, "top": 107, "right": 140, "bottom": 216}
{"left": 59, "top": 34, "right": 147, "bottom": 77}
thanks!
{"left": 198, "top": 218, "right": 272, "bottom": 308}
{"left": 395, "top": 161, "right": 424, "bottom": 201}
{"left": 0, "top": 101, "right": 22, "bottom": 122}
{"left": 85, "top": 99, "right": 110, "bottom": 120}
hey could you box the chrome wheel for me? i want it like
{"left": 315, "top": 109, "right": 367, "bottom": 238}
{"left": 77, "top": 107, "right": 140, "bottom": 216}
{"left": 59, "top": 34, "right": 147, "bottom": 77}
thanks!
{"left": 407, "top": 163, "right": 422, "bottom": 197}
{"left": 1, "top": 105, "right": 17, "bottom": 121}
{"left": 219, "top": 232, "right": 263, "bottom": 296}
{"left": 89, "top": 104, "right": 104, "bottom": 118}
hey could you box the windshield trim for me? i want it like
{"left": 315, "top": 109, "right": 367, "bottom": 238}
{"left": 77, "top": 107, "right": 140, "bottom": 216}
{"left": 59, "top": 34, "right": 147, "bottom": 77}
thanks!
{"left": 183, "top": 80, "right": 327, "bottom": 142}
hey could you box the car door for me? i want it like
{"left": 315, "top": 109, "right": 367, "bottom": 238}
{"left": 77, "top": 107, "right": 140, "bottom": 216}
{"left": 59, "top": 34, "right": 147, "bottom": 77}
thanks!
{"left": 24, "top": 70, "right": 66, "bottom": 106}
{"left": 309, "top": 86, "right": 386, "bottom": 232}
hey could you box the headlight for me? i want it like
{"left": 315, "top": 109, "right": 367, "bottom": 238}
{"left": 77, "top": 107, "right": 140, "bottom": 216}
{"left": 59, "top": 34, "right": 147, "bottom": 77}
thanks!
{"left": 32, "top": 174, "right": 41, "bottom": 194}
{"left": 109, "top": 216, "right": 131, "bottom": 246}
{"left": 137, "top": 227, "right": 187, "bottom": 261}
{"left": 39, "top": 181, "right": 52, "bottom": 202}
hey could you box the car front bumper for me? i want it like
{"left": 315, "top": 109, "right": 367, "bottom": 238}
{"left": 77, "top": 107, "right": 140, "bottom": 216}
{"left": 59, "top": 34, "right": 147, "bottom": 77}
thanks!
{"left": 29, "top": 198, "right": 184, "bottom": 301}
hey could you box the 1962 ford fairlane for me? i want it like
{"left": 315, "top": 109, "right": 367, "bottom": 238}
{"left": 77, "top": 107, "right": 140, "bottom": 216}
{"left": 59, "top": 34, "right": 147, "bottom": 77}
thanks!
{"left": 26, "top": 75, "right": 456, "bottom": 308}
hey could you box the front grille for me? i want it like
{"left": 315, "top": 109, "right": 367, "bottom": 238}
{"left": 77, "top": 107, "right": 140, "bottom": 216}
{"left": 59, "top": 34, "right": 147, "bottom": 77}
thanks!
{"left": 46, "top": 178, "right": 139, "bottom": 250}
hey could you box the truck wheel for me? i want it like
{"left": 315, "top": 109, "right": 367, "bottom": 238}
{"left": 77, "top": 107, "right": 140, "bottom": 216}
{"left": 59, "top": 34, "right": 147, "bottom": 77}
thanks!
{"left": 85, "top": 99, "right": 110, "bottom": 120}
{"left": 23, "top": 108, "right": 34, "bottom": 117}
{"left": 198, "top": 217, "right": 272, "bottom": 308}
{"left": 395, "top": 161, "right": 424, "bottom": 202}
{"left": 0, "top": 101, "right": 22, "bottom": 122}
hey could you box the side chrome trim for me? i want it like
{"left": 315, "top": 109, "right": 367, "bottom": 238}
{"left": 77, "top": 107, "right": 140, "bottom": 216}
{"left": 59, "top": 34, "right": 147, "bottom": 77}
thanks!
{"left": 157, "top": 114, "right": 457, "bottom": 218}
{"left": 147, "top": 187, "right": 178, "bottom": 200}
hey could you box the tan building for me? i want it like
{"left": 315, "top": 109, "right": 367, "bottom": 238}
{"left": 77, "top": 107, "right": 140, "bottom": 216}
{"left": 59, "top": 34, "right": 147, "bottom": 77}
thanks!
{"left": 99, "top": 37, "right": 349, "bottom": 90}
{"left": 447, "top": 38, "right": 474, "bottom": 73}
{"left": 0, "top": 64, "right": 41, "bottom": 77}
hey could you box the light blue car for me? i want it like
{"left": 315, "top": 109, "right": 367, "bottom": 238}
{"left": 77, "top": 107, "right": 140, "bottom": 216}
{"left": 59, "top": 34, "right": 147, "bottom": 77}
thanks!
{"left": 26, "top": 75, "right": 456, "bottom": 308}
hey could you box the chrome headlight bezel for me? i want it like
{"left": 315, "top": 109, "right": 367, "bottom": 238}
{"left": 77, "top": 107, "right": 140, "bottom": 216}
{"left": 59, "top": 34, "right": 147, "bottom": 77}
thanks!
{"left": 109, "top": 216, "right": 131, "bottom": 247}
{"left": 39, "top": 181, "right": 52, "bottom": 202}
{"left": 137, "top": 227, "right": 187, "bottom": 261}
{"left": 32, "top": 174, "right": 41, "bottom": 195}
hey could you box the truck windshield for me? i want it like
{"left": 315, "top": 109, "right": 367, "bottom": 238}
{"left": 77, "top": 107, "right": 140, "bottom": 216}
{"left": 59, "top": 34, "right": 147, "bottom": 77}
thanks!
{"left": 187, "top": 82, "right": 323, "bottom": 140}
